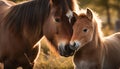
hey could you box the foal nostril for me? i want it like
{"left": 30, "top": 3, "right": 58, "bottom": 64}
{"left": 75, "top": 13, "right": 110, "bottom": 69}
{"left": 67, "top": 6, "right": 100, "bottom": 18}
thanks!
{"left": 70, "top": 41, "right": 80, "bottom": 50}
{"left": 70, "top": 41, "right": 75, "bottom": 46}
{"left": 73, "top": 42, "right": 76, "bottom": 46}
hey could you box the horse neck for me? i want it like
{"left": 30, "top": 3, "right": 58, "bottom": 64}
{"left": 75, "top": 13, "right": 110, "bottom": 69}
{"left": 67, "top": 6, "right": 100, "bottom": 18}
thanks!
{"left": 21, "top": 0, "right": 50, "bottom": 47}
{"left": 1, "top": 0, "right": 50, "bottom": 48}
{"left": 23, "top": 29, "right": 43, "bottom": 48}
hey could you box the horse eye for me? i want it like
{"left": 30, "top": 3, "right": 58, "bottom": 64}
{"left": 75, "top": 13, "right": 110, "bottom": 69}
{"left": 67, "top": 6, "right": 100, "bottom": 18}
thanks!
{"left": 83, "top": 28, "right": 88, "bottom": 32}
{"left": 55, "top": 18, "right": 60, "bottom": 23}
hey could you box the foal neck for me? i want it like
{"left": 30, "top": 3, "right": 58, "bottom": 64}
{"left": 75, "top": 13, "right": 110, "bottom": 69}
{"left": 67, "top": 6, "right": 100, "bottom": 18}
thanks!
{"left": 74, "top": 21, "right": 103, "bottom": 62}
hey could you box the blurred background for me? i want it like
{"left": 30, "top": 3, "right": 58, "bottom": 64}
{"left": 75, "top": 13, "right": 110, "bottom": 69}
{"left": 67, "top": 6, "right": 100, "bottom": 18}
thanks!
{"left": 9, "top": 0, "right": 120, "bottom": 35}
{"left": 0, "top": 0, "right": 120, "bottom": 69}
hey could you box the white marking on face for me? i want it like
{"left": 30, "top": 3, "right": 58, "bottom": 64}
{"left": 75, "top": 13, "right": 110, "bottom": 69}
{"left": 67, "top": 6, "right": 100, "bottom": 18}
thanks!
{"left": 58, "top": 41, "right": 67, "bottom": 53}
{"left": 66, "top": 10, "right": 73, "bottom": 23}
{"left": 58, "top": 41, "right": 66, "bottom": 47}
{"left": 74, "top": 40, "right": 81, "bottom": 48}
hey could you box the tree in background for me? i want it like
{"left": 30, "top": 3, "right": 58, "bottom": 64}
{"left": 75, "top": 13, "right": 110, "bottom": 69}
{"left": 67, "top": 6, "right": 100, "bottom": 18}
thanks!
{"left": 110, "top": 0, "right": 120, "bottom": 19}
{"left": 9, "top": 0, "right": 119, "bottom": 29}
{"left": 79, "top": 0, "right": 113, "bottom": 28}
{"left": 110, "top": 0, "right": 120, "bottom": 32}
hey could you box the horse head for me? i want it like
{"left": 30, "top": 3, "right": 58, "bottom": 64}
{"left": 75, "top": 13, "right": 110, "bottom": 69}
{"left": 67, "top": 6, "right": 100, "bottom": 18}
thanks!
{"left": 43, "top": 0, "right": 78, "bottom": 57}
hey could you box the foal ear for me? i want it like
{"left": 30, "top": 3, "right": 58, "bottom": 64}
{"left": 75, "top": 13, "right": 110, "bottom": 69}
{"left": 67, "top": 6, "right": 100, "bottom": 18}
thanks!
{"left": 86, "top": 8, "right": 93, "bottom": 20}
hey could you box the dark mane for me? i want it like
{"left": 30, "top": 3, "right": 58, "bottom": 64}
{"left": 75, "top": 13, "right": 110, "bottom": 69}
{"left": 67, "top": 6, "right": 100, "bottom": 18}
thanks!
{"left": 2, "top": 0, "right": 51, "bottom": 36}
{"left": 2, "top": 0, "right": 78, "bottom": 35}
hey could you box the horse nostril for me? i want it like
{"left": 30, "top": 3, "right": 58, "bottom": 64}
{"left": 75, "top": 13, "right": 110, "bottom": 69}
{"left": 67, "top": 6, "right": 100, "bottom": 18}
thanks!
{"left": 65, "top": 45, "right": 74, "bottom": 52}
{"left": 73, "top": 42, "right": 76, "bottom": 46}
{"left": 65, "top": 45, "right": 70, "bottom": 51}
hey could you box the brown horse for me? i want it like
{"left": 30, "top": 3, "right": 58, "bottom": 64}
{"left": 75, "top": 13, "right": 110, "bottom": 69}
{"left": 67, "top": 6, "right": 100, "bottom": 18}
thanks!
{"left": 0, "top": 0, "right": 79, "bottom": 69}
{"left": 67, "top": 9, "right": 120, "bottom": 69}
{"left": 0, "top": 1, "right": 40, "bottom": 68}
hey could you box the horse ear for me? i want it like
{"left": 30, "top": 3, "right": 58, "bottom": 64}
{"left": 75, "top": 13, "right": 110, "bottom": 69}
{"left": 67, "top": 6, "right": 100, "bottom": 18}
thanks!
{"left": 71, "top": 12, "right": 78, "bottom": 25}
{"left": 86, "top": 8, "right": 93, "bottom": 20}
{"left": 73, "top": 12, "right": 78, "bottom": 18}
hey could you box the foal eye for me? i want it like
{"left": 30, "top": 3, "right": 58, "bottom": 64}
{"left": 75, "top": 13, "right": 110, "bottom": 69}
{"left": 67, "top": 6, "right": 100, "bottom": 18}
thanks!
{"left": 83, "top": 28, "right": 88, "bottom": 32}
{"left": 55, "top": 18, "right": 61, "bottom": 23}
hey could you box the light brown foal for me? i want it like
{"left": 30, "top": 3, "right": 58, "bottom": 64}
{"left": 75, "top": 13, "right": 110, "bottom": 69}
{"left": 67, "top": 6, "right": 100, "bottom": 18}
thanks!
{"left": 69, "top": 9, "right": 120, "bottom": 69}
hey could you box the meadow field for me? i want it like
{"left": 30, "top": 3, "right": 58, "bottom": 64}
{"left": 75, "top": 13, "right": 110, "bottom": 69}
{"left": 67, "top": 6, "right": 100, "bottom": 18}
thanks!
{"left": 33, "top": 38, "right": 74, "bottom": 69}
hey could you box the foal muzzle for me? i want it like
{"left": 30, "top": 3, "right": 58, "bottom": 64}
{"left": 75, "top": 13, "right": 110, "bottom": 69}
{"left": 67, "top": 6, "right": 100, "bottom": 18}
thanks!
{"left": 69, "top": 41, "right": 80, "bottom": 50}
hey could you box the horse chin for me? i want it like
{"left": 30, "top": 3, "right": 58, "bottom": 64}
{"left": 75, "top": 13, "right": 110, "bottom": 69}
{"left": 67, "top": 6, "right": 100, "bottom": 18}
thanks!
{"left": 58, "top": 45, "right": 75, "bottom": 57}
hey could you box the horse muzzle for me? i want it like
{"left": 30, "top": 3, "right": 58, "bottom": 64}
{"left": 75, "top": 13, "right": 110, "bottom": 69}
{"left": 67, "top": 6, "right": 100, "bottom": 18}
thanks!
{"left": 58, "top": 44, "right": 75, "bottom": 57}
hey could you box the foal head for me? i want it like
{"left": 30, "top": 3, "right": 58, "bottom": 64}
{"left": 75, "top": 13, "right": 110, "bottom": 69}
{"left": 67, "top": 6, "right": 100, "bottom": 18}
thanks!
{"left": 43, "top": 0, "right": 79, "bottom": 57}
{"left": 69, "top": 9, "right": 95, "bottom": 51}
